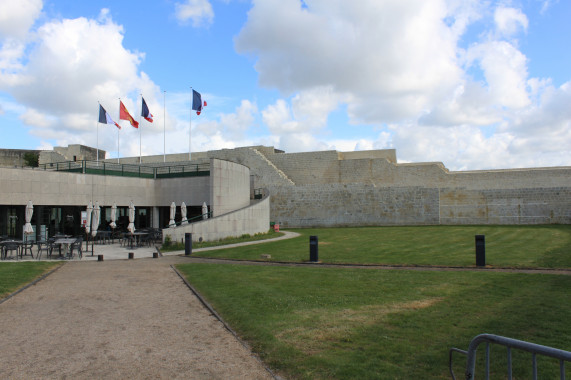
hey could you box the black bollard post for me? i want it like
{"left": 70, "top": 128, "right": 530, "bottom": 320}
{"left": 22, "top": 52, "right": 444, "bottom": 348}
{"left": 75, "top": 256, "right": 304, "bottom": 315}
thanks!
{"left": 475, "top": 235, "right": 485, "bottom": 267}
{"left": 309, "top": 235, "right": 318, "bottom": 262}
{"left": 185, "top": 233, "right": 192, "bottom": 256}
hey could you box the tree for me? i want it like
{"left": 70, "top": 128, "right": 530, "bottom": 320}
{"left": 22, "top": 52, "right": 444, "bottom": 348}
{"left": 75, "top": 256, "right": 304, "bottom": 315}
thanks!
{"left": 23, "top": 152, "right": 39, "bottom": 167}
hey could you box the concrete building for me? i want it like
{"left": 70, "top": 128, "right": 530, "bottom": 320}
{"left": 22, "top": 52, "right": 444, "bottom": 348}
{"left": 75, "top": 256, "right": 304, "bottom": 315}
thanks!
{"left": 1, "top": 144, "right": 569, "bottom": 243}
{"left": 0, "top": 155, "right": 269, "bottom": 243}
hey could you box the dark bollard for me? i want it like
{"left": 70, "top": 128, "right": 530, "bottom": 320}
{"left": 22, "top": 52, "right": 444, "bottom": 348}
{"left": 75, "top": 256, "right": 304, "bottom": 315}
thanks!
{"left": 475, "top": 235, "right": 485, "bottom": 267}
{"left": 97, "top": 254, "right": 104, "bottom": 262}
{"left": 128, "top": 252, "right": 134, "bottom": 259}
{"left": 309, "top": 235, "right": 318, "bottom": 262}
{"left": 185, "top": 233, "right": 192, "bottom": 256}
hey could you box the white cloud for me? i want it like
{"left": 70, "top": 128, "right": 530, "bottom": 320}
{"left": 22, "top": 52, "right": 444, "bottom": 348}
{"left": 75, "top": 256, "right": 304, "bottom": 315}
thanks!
{"left": 2, "top": 11, "right": 157, "bottom": 150}
{"left": 195, "top": 99, "right": 257, "bottom": 141}
{"left": 539, "top": 0, "right": 558, "bottom": 15}
{"left": 494, "top": 6, "right": 528, "bottom": 37}
{"left": 261, "top": 87, "right": 342, "bottom": 137}
{"left": 234, "top": 0, "right": 571, "bottom": 169}
{"left": 175, "top": 0, "right": 214, "bottom": 27}
{"left": 0, "top": 0, "right": 43, "bottom": 40}
{"left": 20, "top": 108, "right": 55, "bottom": 128}
{"left": 466, "top": 40, "right": 530, "bottom": 109}
{"left": 236, "top": 0, "right": 463, "bottom": 122}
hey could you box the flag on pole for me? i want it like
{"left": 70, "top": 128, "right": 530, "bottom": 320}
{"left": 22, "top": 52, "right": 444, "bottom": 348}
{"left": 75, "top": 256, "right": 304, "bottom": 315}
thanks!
{"left": 141, "top": 97, "right": 153, "bottom": 123}
{"left": 119, "top": 101, "right": 139, "bottom": 128}
{"left": 99, "top": 104, "right": 120, "bottom": 129}
{"left": 192, "top": 89, "right": 207, "bottom": 115}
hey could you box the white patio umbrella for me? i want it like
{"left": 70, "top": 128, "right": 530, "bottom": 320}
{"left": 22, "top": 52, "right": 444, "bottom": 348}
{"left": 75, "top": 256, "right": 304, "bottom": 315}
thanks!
{"left": 24, "top": 200, "right": 34, "bottom": 238}
{"left": 127, "top": 201, "right": 135, "bottom": 234}
{"left": 91, "top": 201, "right": 100, "bottom": 237}
{"left": 85, "top": 201, "right": 93, "bottom": 234}
{"left": 110, "top": 203, "right": 117, "bottom": 229}
{"left": 180, "top": 202, "right": 188, "bottom": 225}
{"left": 169, "top": 202, "right": 176, "bottom": 227}
{"left": 202, "top": 202, "right": 208, "bottom": 220}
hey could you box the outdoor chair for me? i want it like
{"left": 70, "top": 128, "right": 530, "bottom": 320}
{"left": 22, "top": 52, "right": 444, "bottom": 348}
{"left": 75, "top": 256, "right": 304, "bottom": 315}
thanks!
{"left": 139, "top": 233, "right": 152, "bottom": 247}
{"left": 121, "top": 234, "right": 134, "bottom": 248}
{"left": 36, "top": 239, "right": 55, "bottom": 260}
{"left": 21, "top": 241, "right": 34, "bottom": 258}
{"left": 3, "top": 242, "right": 21, "bottom": 260}
{"left": 111, "top": 229, "right": 122, "bottom": 244}
{"left": 69, "top": 238, "right": 83, "bottom": 259}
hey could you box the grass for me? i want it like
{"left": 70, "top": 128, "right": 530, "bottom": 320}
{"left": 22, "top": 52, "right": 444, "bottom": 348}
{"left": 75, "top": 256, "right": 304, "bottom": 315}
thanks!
{"left": 160, "top": 229, "right": 283, "bottom": 252}
{"left": 192, "top": 225, "right": 571, "bottom": 268}
{"left": 0, "top": 262, "right": 61, "bottom": 298}
{"left": 176, "top": 263, "right": 571, "bottom": 379}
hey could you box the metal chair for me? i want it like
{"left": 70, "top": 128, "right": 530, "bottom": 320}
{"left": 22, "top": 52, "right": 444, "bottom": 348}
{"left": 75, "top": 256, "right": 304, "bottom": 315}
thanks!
{"left": 69, "top": 238, "right": 83, "bottom": 259}
{"left": 21, "top": 241, "right": 34, "bottom": 259}
{"left": 3, "top": 242, "right": 21, "bottom": 260}
{"left": 36, "top": 240, "right": 54, "bottom": 260}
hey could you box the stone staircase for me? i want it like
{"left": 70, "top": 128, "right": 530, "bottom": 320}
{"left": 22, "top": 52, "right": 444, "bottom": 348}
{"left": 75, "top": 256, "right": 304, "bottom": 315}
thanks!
{"left": 248, "top": 148, "right": 295, "bottom": 186}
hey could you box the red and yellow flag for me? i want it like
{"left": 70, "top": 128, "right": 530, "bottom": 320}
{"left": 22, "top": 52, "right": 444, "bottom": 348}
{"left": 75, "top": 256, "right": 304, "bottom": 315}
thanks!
{"left": 119, "top": 101, "right": 139, "bottom": 128}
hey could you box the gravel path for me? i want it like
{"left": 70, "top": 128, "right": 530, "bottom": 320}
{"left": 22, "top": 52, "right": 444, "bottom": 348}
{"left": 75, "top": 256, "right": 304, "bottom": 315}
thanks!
{"left": 0, "top": 256, "right": 273, "bottom": 379}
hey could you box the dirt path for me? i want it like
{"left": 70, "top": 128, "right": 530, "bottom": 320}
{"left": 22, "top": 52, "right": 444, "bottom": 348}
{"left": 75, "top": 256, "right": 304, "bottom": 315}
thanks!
{"left": 0, "top": 256, "right": 273, "bottom": 379}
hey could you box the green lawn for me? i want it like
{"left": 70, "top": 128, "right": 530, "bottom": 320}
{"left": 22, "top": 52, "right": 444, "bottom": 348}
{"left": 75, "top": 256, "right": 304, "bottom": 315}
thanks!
{"left": 192, "top": 225, "right": 571, "bottom": 268}
{"left": 0, "top": 262, "right": 61, "bottom": 298}
{"left": 176, "top": 263, "right": 571, "bottom": 379}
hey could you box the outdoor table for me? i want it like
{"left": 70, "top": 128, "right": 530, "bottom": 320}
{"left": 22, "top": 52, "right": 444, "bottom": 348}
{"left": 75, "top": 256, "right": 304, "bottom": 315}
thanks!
{"left": 54, "top": 238, "right": 77, "bottom": 259}
{"left": 127, "top": 232, "right": 148, "bottom": 249}
{"left": 95, "top": 230, "right": 111, "bottom": 245}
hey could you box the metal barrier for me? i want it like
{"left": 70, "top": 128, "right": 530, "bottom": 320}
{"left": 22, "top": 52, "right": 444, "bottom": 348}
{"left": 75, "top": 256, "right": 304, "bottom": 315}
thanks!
{"left": 450, "top": 334, "right": 571, "bottom": 380}
{"left": 39, "top": 160, "right": 209, "bottom": 179}
{"left": 253, "top": 188, "right": 264, "bottom": 199}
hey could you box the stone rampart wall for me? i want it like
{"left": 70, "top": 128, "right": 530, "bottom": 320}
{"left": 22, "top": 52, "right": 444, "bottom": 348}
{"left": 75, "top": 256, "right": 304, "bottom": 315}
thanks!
{"left": 439, "top": 187, "right": 571, "bottom": 224}
{"left": 268, "top": 184, "right": 570, "bottom": 227}
{"left": 270, "top": 184, "right": 440, "bottom": 227}
{"left": 265, "top": 150, "right": 341, "bottom": 184}
{"left": 0, "top": 149, "right": 40, "bottom": 167}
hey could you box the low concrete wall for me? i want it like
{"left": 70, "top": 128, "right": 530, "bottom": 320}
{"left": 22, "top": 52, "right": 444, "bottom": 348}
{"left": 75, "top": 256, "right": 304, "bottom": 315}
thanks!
{"left": 162, "top": 193, "right": 270, "bottom": 243}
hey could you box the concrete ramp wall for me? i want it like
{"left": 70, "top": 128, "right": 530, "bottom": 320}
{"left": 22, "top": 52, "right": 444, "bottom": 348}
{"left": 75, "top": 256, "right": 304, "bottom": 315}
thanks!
{"left": 162, "top": 192, "right": 270, "bottom": 243}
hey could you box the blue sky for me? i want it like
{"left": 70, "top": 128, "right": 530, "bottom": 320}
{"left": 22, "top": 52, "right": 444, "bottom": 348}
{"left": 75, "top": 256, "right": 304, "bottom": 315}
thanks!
{"left": 0, "top": 0, "right": 570, "bottom": 170}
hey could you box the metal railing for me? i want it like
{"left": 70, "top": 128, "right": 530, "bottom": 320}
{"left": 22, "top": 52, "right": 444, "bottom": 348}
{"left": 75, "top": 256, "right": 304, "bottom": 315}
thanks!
{"left": 166, "top": 212, "right": 213, "bottom": 228}
{"left": 450, "top": 334, "right": 571, "bottom": 380}
{"left": 39, "top": 160, "right": 210, "bottom": 179}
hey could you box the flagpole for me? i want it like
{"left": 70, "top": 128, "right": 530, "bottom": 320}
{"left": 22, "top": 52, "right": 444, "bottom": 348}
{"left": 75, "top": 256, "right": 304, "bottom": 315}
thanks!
{"left": 192, "top": 86, "right": 194, "bottom": 160}
{"left": 96, "top": 102, "right": 100, "bottom": 164}
{"left": 163, "top": 90, "right": 166, "bottom": 163}
{"left": 118, "top": 98, "right": 121, "bottom": 164}
{"left": 139, "top": 93, "right": 142, "bottom": 164}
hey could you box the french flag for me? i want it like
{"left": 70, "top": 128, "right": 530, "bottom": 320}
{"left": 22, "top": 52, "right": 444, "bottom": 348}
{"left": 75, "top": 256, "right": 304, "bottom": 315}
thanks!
{"left": 192, "top": 89, "right": 207, "bottom": 115}
{"left": 98, "top": 104, "right": 120, "bottom": 129}
{"left": 141, "top": 97, "right": 153, "bottom": 123}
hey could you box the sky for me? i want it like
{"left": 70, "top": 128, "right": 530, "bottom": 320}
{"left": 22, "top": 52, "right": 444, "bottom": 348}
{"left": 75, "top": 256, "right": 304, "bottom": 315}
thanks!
{"left": 0, "top": 0, "right": 570, "bottom": 171}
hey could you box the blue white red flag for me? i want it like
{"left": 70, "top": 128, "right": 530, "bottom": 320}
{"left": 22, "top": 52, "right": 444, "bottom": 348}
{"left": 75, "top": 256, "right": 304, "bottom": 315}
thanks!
{"left": 192, "top": 89, "right": 207, "bottom": 115}
{"left": 98, "top": 104, "right": 120, "bottom": 129}
{"left": 141, "top": 97, "right": 153, "bottom": 123}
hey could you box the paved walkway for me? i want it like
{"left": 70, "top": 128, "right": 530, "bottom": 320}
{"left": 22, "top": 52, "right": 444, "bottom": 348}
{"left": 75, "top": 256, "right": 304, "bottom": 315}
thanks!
{"left": 0, "top": 233, "right": 303, "bottom": 379}
{"left": 0, "top": 256, "right": 274, "bottom": 379}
